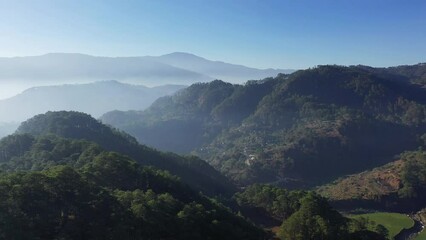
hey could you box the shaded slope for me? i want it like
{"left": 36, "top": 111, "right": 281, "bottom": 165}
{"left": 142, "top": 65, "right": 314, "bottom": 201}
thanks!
{"left": 16, "top": 111, "right": 236, "bottom": 197}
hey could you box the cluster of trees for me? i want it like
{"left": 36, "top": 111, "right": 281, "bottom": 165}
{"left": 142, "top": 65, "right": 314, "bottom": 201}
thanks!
{"left": 278, "top": 193, "right": 349, "bottom": 240}
{"left": 0, "top": 165, "right": 264, "bottom": 239}
{"left": 235, "top": 184, "right": 388, "bottom": 240}
{"left": 234, "top": 184, "right": 306, "bottom": 220}
{"left": 399, "top": 150, "right": 426, "bottom": 198}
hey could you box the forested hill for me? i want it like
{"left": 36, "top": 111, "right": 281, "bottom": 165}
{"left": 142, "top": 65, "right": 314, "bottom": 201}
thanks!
{"left": 0, "top": 133, "right": 264, "bottom": 239}
{"left": 101, "top": 65, "right": 426, "bottom": 187}
{"left": 15, "top": 111, "right": 236, "bottom": 197}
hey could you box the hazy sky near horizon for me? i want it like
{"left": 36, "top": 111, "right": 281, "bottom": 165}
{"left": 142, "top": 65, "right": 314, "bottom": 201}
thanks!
{"left": 0, "top": 0, "right": 425, "bottom": 69}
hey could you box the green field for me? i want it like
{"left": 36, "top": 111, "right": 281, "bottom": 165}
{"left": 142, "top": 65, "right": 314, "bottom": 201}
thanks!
{"left": 350, "top": 212, "right": 414, "bottom": 238}
{"left": 414, "top": 229, "right": 426, "bottom": 240}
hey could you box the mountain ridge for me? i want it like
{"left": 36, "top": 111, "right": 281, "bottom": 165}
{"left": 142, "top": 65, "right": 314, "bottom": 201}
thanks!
{"left": 0, "top": 80, "right": 185, "bottom": 123}
{"left": 0, "top": 52, "right": 294, "bottom": 86}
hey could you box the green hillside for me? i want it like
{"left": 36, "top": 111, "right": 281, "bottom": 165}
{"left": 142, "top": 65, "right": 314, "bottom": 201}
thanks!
{"left": 15, "top": 111, "right": 237, "bottom": 197}
{"left": 349, "top": 212, "right": 414, "bottom": 239}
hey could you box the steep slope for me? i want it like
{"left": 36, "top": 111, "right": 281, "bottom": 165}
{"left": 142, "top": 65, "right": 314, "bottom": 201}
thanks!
{"left": 16, "top": 111, "right": 237, "bottom": 197}
{"left": 0, "top": 81, "right": 185, "bottom": 122}
{"left": 101, "top": 65, "right": 426, "bottom": 187}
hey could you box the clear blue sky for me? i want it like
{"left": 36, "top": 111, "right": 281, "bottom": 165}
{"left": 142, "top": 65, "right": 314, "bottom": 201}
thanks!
{"left": 0, "top": 0, "right": 425, "bottom": 69}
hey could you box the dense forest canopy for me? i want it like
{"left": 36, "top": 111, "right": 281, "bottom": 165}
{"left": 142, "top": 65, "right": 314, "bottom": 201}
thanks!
{"left": 0, "top": 151, "right": 264, "bottom": 239}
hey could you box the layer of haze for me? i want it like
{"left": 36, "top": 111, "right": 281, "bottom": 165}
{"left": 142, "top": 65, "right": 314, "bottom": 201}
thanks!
{"left": 0, "top": 0, "right": 425, "bottom": 69}
{"left": 0, "top": 82, "right": 43, "bottom": 99}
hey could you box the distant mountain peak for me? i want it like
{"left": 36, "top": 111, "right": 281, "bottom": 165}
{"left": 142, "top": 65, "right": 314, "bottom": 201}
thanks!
{"left": 94, "top": 80, "right": 123, "bottom": 85}
{"left": 163, "top": 52, "right": 200, "bottom": 57}
{"left": 159, "top": 52, "right": 208, "bottom": 61}
{"left": 40, "top": 52, "right": 94, "bottom": 58}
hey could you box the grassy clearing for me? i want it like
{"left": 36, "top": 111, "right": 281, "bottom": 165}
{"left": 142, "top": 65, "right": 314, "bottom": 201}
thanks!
{"left": 414, "top": 229, "right": 426, "bottom": 240}
{"left": 350, "top": 212, "right": 414, "bottom": 238}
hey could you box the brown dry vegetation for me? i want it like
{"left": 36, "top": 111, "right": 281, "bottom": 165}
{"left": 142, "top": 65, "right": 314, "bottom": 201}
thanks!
{"left": 317, "top": 160, "right": 404, "bottom": 200}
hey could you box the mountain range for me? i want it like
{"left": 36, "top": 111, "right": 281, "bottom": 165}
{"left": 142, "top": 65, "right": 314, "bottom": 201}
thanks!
{"left": 1, "top": 63, "right": 425, "bottom": 239}
{"left": 0, "top": 52, "right": 293, "bottom": 86}
{"left": 0, "top": 80, "right": 185, "bottom": 123}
